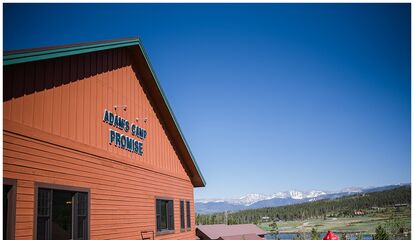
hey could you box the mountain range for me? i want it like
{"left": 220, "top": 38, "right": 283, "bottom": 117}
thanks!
{"left": 195, "top": 183, "right": 409, "bottom": 214}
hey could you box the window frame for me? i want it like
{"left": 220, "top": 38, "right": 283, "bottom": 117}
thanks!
{"left": 179, "top": 200, "right": 185, "bottom": 231}
{"left": 155, "top": 197, "right": 175, "bottom": 235}
{"left": 186, "top": 200, "right": 191, "bottom": 231}
{"left": 3, "top": 178, "right": 17, "bottom": 240}
{"left": 33, "top": 183, "right": 90, "bottom": 240}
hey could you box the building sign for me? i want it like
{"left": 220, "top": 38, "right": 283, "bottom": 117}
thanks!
{"left": 102, "top": 109, "right": 147, "bottom": 155}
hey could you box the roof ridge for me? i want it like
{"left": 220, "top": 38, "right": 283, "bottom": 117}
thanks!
{"left": 4, "top": 37, "right": 139, "bottom": 56}
{"left": 3, "top": 37, "right": 140, "bottom": 66}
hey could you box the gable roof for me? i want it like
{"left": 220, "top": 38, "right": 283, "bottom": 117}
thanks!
{"left": 3, "top": 37, "right": 206, "bottom": 187}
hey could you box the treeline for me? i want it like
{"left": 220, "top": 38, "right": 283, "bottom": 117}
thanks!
{"left": 196, "top": 186, "right": 410, "bottom": 225}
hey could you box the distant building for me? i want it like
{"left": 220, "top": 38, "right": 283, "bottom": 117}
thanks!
{"left": 196, "top": 224, "right": 266, "bottom": 240}
{"left": 371, "top": 206, "right": 386, "bottom": 211}
{"left": 261, "top": 216, "right": 270, "bottom": 222}
{"left": 354, "top": 210, "right": 365, "bottom": 215}
{"left": 394, "top": 203, "right": 408, "bottom": 208}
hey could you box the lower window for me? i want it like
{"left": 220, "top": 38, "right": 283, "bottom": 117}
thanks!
{"left": 3, "top": 179, "right": 16, "bottom": 240}
{"left": 156, "top": 199, "right": 174, "bottom": 233}
{"left": 180, "top": 200, "right": 185, "bottom": 230}
{"left": 186, "top": 201, "right": 191, "bottom": 229}
{"left": 36, "top": 187, "right": 88, "bottom": 240}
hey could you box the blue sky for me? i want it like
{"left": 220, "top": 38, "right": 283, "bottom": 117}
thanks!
{"left": 4, "top": 4, "right": 411, "bottom": 199}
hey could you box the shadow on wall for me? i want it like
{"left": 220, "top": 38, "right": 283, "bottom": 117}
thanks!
{"left": 4, "top": 48, "right": 130, "bottom": 102}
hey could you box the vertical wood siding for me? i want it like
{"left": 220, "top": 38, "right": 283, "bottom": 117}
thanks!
{"left": 3, "top": 48, "right": 197, "bottom": 240}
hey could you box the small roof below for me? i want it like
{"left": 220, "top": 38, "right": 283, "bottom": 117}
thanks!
{"left": 197, "top": 224, "right": 265, "bottom": 240}
{"left": 219, "top": 234, "right": 264, "bottom": 240}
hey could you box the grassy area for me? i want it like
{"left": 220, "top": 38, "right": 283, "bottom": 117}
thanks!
{"left": 259, "top": 207, "right": 411, "bottom": 235}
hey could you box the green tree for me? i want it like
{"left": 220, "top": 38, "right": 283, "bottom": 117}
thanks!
{"left": 385, "top": 218, "right": 405, "bottom": 237}
{"left": 374, "top": 225, "right": 389, "bottom": 240}
{"left": 269, "top": 221, "right": 279, "bottom": 240}
{"left": 311, "top": 228, "right": 319, "bottom": 240}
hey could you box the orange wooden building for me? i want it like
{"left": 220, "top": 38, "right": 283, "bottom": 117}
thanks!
{"left": 3, "top": 37, "right": 206, "bottom": 240}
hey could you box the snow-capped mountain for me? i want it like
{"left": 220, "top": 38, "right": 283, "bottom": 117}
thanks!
{"left": 197, "top": 193, "right": 272, "bottom": 206}
{"left": 195, "top": 184, "right": 409, "bottom": 214}
{"left": 230, "top": 193, "right": 270, "bottom": 205}
{"left": 198, "top": 190, "right": 328, "bottom": 207}
{"left": 305, "top": 190, "right": 327, "bottom": 198}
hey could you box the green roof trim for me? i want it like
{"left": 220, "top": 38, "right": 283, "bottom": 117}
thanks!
{"left": 3, "top": 38, "right": 206, "bottom": 187}
{"left": 4, "top": 38, "right": 140, "bottom": 66}
{"left": 138, "top": 43, "right": 207, "bottom": 187}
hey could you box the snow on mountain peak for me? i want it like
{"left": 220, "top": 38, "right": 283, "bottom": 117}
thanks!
{"left": 196, "top": 190, "right": 329, "bottom": 205}
{"left": 233, "top": 193, "right": 269, "bottom": 206}
{"left": 307, "top": 190, "right": 327, "bottom": 198}
{"left": 271, "top": 192, "right": 289, "bottom": 198}
{"left": 289, "top": 190, "right": 305, "bottom": 199}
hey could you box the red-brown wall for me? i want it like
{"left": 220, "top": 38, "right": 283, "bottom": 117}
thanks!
{"left": 4, "top": 47, "right": 197, "bottom": 240}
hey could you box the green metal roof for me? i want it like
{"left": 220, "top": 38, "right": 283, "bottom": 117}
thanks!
{"left": 3, "top": 37, "right": 206, "bottom": 187}
{"left": 4, "top": 38, "right": 140, "bottom": 66}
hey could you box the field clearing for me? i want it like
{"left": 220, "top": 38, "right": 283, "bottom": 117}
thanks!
{"left": 260, "top": 209, "right": 411, "bottom": 234}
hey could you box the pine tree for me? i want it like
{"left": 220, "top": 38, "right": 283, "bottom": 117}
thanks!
{"left": 374, "top": 225, "right": 389, "bottom": 240}
{"left": 311, "top": 228, "right": 319, "bottom": 240}
{"left": 385, "top": 218, "right": 405, "bottom": 237}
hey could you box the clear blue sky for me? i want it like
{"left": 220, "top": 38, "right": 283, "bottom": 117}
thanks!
{"left": 4, "top": 4, "right": 411, "bottom": 199}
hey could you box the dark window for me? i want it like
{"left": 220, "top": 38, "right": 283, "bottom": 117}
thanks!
{"left": 75, "top": 192, "right": 88, "bottom": 240}
{"left": 186, "top": 201, "right": 191, "bottom": 229}
{"left": 37, "top": 189, "right": 51, "bottom": 240}
{"left": 3, "top": 184, "right": 12, "bottom": 240}
{"left": 156, "top": 199, "right": 174, "bottom": 233}
{"left": 3, "top": 179, "right": 16, "bottom": 240}
{"left": 37, "top": 188, "right": 88, "bottom": 240}
{"left": 180, "top": 201, "right": 185, "bottom": 230}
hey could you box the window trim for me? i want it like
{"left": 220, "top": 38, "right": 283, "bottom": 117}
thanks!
{"left": 33, "top": 182, "right": 90, "bottom": 240}
{"left": 3, "top": 178, "right": 17, "bottom": 240}
{"left": 179, "top": 200, "right": 185, "bottom": 232}
{"left": 154, "top": 197, "right": 175, "bottom": 236}
{"left": 186, "top": 200, "right": 191, "bottom": 231}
